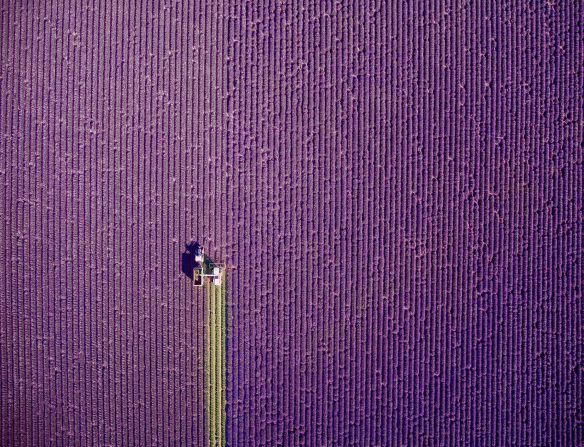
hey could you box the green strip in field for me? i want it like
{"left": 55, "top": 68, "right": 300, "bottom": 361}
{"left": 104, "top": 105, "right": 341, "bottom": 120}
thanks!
{"left": 207, "top": 272, "right": 226, "bottom": 447}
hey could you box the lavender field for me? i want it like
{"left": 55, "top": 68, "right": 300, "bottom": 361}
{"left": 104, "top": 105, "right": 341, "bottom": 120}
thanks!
{"left": 1, "top": 1, "right": 583, "bottom": 445}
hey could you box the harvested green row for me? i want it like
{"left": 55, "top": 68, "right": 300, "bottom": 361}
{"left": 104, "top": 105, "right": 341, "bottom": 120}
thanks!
{"left": 207, "top": 274, "right": 226, "bottom": 447}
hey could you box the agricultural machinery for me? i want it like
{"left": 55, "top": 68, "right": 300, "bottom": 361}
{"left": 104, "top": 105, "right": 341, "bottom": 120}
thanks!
{"left": 192, "top": 245, "right": 224, "bottom": 287}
